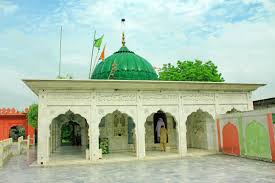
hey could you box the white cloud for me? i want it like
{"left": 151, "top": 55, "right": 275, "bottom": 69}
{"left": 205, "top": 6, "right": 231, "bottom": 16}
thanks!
{"left": 242, "top": 0, "right": 275, "bottom": 12}
{"left": 0, "top": 0, "right": 18, "bottom": 15}
{"left": 170, "top": 20, "right": 275, "bottom": 100}
{"left": 262, "top": 0, "right": 275, "bottom": 12}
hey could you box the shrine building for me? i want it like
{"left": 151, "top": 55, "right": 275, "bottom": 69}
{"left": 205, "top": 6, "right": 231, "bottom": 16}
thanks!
{"left": 23, "top": 34, "right": 264, "bottom": 165}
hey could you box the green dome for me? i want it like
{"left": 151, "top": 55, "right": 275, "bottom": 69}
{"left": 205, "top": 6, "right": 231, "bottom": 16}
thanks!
{"left": 91, "top": 46, "right": 158, "bottom": 80}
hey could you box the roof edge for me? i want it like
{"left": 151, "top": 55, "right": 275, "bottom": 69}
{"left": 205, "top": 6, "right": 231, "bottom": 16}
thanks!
{"left": 22, "top": 79, "right": 265, "bottom": 96}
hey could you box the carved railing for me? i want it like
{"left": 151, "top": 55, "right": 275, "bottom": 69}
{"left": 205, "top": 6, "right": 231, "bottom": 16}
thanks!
{"left": 0, "top": 138, "right": 13, "bottom": 167}
{"left": 17, "top": 135, "right": 30, "bottom": 155}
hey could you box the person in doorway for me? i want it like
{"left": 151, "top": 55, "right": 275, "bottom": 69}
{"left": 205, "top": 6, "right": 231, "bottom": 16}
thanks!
{"left": 160, "top": 125, "right": 168, "bottom": 152}
{"left": 156, "top": 118, "right": 165, "bottom": 142}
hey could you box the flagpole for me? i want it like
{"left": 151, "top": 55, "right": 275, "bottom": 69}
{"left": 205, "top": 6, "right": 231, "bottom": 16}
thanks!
{"left": 88, "top": 30, "right": 96, "bottom": 79}
{"left": 91, "top": 48, "right": 100, "bottom": 73}
{"left": 91, "top": 36, "right": 104, "bottom": 73}
{"left": 58, "top": 26, "right": 62, "bottom": 78}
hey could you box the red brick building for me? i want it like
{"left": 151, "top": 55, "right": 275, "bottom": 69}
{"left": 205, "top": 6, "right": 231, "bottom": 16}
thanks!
{"left": 0, "top": 108, "right": 35, "bottom": 144}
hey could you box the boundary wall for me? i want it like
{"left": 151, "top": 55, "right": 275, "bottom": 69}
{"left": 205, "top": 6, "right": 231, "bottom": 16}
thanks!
{"left": 217, "top": 108, "right": 275, "bottom": 161}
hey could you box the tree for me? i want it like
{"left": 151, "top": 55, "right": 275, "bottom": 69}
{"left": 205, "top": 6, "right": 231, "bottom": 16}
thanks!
{"left": 159, "top": 60, "right": 224, "bottom": 82}
{"left": 27, "top": 104, "right": 38, "bottom": 129}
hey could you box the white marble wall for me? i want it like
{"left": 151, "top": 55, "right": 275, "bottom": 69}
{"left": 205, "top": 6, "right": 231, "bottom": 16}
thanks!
{"left": 186, "top": 110, "right": 217, "bottom": 150}
{"left": 37, "top": 89, "right": 252, "bottom": 164}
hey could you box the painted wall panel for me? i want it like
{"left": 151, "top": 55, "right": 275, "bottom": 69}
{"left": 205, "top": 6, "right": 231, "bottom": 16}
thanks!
{"left": 222, "top": 123, "right": 240, "bottom": 155}
{"left": 246, "top": 121, "right": 271, "bottom": 159}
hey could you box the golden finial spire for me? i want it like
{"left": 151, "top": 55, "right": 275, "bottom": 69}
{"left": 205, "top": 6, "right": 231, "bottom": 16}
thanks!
{"left": 121, "top": 18, "right": 126, "bottom": 47}
{"left": 122, "top": 32, "right": 125, "bottom": 47}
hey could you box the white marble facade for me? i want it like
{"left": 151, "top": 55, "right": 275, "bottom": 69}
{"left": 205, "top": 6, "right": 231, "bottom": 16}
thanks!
{"left": 23, "top": 80, "right": 263, "bottom": 165}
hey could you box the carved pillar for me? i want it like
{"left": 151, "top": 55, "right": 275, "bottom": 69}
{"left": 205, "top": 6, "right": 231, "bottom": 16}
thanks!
{"left": 90, "top": 120, "right": 99, "bottom": 161}
{"left": 54, "top": 122, "right": 58, "bottom": 151}
{"left": 136, "top": 91, "right": 145, "bottom": 159}
{"left": 50, "top": 124, "right": 53, "bottom": 153}
{"left": 178, "top": 96, "right": 187, "bottom": 157}
{"left": 37, "top": 89, "right": 50, "bottom": 165}
{"left": 57, "top": 124, "right": 61, "bottom": 149}
{"left": 90, "top": 91, "right": 99, "bottom": 161}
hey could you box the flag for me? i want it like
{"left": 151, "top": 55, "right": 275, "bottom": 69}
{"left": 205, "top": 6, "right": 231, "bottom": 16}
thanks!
{"left": 99, "top": 45, "right": 106, "bottom": 61}
{"left": 94, "top": 35, "right": 104, "bottom": 48}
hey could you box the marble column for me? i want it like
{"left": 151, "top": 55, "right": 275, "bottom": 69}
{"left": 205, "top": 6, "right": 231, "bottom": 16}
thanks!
{"left": 136, "top": 91, "right": 145, "bottom": 159}
{"left": 178, "top": 99, "right": 187, "bottom": 158}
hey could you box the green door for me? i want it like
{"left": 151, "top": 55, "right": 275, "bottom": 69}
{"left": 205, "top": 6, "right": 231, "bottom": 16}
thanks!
{"left": 246, "top": 121, "right": 271, "bottom": 159}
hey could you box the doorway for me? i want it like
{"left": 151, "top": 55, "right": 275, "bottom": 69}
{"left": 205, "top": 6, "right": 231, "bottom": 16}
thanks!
{"left": 153, "top": 110, "right": 167, "bottom": 143}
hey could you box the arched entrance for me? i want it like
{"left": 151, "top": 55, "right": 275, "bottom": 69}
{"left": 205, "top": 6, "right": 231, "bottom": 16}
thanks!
{"left": 9, "top": 126, "right": 25, "bottom": 141}
{"left": 186, "top": 109, "right": 216, "bottom": 153}
{"left": 246, "top": 121, "right": 271, "bottom": 159}
{"left": 49, "top": 110, "right": 89, "bottom": 161}
{"left": 98, "top": 110, "right": 136, "bottom": 160}
{"left": 144, "top": 110, "right": 179, "bottom": 157}
{"left": 222, "top": 123, "right": 240, "bottom": 156}
{"left": 153, "top": 111, "right": 167, "bottom": 143}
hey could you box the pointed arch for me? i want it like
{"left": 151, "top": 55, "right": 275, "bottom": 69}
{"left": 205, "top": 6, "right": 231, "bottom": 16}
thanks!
{"left": 48, "top": 110, "right": 89, "bottom": 160}
{"left": 144, "top": 109, "right": 179, "bottom": 155}
{"left": 222, "top": 122, "right": 240, "bottom": 155}
{"left": 246, "top": 121, "right": 271, "bottom": 159}
{"left": 185, "top": 109, "right": 217, "bottom": 150}
{"left": 98, "top": 110, "right": 137, "bottom": 158}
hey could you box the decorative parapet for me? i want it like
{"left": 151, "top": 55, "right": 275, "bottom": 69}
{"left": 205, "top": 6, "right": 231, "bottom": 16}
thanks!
{"left": 0, "top": 108, "right": 29, "bottom": 115}
{"left": 17, "top": 136, "right": 30, "bottom": 155}
{"left": 0, "top": 138, "right": 13, "bottom": 167}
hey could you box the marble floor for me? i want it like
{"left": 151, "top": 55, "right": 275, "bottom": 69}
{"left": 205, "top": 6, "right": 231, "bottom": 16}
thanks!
{"left": 46, "top": 146, "right": 216, "bottom": 166}
{"left": 1, "top": 147, "right": 275, "bottom": 183}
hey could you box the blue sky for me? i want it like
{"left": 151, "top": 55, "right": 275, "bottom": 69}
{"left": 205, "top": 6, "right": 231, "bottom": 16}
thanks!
{"left": 0, "top": 0, "right": 275, "bottom": 110}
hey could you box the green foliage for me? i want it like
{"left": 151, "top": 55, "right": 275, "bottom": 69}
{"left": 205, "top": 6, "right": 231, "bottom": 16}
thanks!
{"left": 18, "top": 128, "right": 25, "bottom": 137}
{"left": 61, "top": 122, "right": 81, "bottom": 145}
{"left": 99, "top": 138, "right": 109, "bottom": 154}
{"left": 159, "top": 60, "right": 224, "bottom": 82}
{"left": 61, "top": 124, "right": 73, "bottom": 143}
{"left": 9, "top": 126, "right": 25, "bottom": 140}
{"left": 9, "top": 128, "right": 18, "bottom": 140}
{"left": 27, "top": 104, "right": 38, "bottom": 129}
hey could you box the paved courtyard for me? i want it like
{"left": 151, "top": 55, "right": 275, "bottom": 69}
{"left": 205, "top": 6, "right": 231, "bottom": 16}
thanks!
{"left": 1, "top": 148, "right": 275, "bottom": 183}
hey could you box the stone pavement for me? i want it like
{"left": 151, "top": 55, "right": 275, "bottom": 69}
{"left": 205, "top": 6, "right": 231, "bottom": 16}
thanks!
{"left": 1, "top": 147, "right": 275, "bottom": 183}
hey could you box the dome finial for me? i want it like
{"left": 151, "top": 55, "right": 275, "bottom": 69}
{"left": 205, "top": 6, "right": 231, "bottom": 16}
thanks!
{"left": 121, "top": 18, "right": 126, "bottom": 47}
{"left": 122, "top": 32, "right": 126, "bottom": 47}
